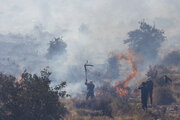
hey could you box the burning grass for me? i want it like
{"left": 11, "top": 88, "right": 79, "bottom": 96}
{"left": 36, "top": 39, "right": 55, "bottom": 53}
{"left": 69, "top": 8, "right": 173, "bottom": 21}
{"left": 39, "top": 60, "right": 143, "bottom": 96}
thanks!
{"left": 63, "top": 65, "right": 180, "bottom": 120}
{"left": 111, "top": 50, "right": 138, "bottom": 88}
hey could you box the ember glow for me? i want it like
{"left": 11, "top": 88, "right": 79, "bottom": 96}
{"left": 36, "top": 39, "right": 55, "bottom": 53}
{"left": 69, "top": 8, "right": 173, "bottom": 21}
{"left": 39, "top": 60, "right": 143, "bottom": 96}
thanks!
{"left": 116, "top": 87, "right": 128, "bottom": 96}
{"left": 17, "top": 75, "right": 22, "bottom": 84}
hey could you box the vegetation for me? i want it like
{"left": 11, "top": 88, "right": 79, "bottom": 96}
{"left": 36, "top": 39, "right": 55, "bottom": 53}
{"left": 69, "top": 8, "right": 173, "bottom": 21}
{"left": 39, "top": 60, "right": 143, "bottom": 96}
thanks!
{"left": 154, "top": 86, "right": 176, "bottom": 105}
{"left": 124, "top": 21, "right": 166, "bottom": 61}
{"left": 0, "top": 21, "right": 180, "bottom": 120}
{"left": 0, "top": 64, "right": 179, "bottom": 120}
{"left": 65, "top": 96, "right": 160, "bottom": 120}
{"left": 0, "top": 68, "right": 68, "bottom": 120}
{"left": 146, "top": 65, "right": 176, "bottom": 105}
{"left": 46, "top": 37, "right": 67, "bottom": 59}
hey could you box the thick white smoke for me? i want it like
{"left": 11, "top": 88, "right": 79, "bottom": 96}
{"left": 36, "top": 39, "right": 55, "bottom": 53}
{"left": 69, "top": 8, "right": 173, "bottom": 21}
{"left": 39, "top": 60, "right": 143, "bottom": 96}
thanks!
{"left": 0, "top": 0, "right": 180, "bottom": 96}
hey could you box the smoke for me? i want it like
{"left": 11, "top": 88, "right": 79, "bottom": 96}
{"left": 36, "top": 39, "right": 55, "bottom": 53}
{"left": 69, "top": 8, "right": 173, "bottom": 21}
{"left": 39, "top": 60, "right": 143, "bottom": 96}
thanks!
{"left": 106, "top": 55, "right": 120, "bottom": 79}
{"left": 111, "top": 50, "right": 138, "bottom": 88}
{"left": 0, "top": 0, "right": 180, "bottom": 96}
{"left": 162, "top": 50, "right": 180, "bottom": 66}
{"left": 0, "top": 26, "right": 54, "bottom": 75}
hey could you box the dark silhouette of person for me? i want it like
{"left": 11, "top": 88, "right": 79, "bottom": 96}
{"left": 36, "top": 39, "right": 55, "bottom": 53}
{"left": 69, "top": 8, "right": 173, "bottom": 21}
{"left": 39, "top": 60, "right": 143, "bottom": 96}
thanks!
{"left": 164, "top": 75, "right": 172, "bottom": 84}
{"left": 85, "top": 80, "right": 95, "bottom": 100}
{"left": 139, "top": 82, "right": 148, "bottom": 110}
{"left": 146, "top": 79, "right": 153, "bottom": 105}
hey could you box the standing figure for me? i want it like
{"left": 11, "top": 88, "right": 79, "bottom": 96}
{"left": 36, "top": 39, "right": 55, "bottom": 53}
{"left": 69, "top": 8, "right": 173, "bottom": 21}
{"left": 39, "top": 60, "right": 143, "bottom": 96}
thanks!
{"left": 146, "top": 79, "right": 153, "bottom": 105}
{"left": 164, "top": 75, "right": 172, "bottom": 84}
{"left": 138, "top": 82, "right": 148, "bottom": 110}
{"left": 84, "top": 61, "right": 94, "bottom": 100}
{"left": 85, "top": 80, "right": 95, "bottom": 100}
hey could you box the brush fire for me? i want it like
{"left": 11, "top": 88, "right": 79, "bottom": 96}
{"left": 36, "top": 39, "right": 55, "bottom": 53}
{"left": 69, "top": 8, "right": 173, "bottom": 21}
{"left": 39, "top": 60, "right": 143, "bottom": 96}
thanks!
{"left": 113, "top": 50, "right": 138, "bottom": 96}
{"left": 95, "top": 50, "right": 138, "bottom": 97}
{"left": 116, "top": 87, "right": 128, "bottom": 96}
{"left": 1, "top": 9, "right": 180, "bottom": 119}
{"left": 69, "top": 48, "right": 180, "bottom": 120}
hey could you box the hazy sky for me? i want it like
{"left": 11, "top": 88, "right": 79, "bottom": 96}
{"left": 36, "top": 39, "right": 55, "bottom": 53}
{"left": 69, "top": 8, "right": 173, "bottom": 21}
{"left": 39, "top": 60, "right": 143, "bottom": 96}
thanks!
{"left": 0, "top": 0, "right": 179, "bottom": 35}
{"left": 0, "top": 0, "right": 180, "bottom": 70}
{"left": 0, "top": 0, "right": 180, "bottom": 66}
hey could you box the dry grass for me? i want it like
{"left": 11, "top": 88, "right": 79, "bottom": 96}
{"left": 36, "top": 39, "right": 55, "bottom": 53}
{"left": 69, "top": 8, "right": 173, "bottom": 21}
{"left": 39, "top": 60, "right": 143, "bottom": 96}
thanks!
{"left": 62, "top": 97, "right": 158, "bottom": 120}
{"left": 62, "top": 66, "right": 180, "bottom": 120}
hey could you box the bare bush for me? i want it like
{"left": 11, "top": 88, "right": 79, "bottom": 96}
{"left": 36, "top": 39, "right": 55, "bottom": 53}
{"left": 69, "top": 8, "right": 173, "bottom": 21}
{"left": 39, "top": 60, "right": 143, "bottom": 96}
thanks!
{"left": 154, "top": 87, "right": 176, "bottom": 105}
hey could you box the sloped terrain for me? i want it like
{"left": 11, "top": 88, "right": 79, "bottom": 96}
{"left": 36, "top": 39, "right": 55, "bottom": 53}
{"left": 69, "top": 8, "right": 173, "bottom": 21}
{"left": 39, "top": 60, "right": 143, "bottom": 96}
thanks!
{"left": 63, "top": 66, "right": 180, "bottom": 120}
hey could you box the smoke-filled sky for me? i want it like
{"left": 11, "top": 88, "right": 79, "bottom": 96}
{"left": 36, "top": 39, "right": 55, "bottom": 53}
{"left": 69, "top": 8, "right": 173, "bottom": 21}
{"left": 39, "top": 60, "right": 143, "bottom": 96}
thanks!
{"left": 0, "top": 0, "right": 180, "bottom": 95}
{"left": 0, "top": 0, "right": 180, "bottom": 56}
{"left": 0, "top": 0, "right": 180, "bottom": 35}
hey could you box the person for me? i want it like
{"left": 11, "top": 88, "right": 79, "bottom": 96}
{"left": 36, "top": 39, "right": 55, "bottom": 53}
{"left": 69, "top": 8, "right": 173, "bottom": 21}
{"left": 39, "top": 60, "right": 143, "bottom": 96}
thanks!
{"left": 164, "top": 75, "right": 172, "bottom": 84}
{"left": 146, "top": 79, "right": 153, "bottom": 105}
{"left": 85, "top": 80, "right": 95, "bottom": 100}
{"left": 138, "top": 82, "right": 148, "bottom": 110}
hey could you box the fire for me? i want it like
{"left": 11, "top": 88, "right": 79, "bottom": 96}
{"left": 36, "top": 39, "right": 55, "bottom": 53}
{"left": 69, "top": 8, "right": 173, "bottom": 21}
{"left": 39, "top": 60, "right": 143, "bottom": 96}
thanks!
{"left": 110, "top": 50, "right": 138, "bottom": 96}
{"left": 116, "top": 87, "right": 128, "bottom": 96}
{"left": 95, "top": 50, "right": 139, "bottom": 97}
{"left": 122, "top": 50, "right": 138, "bottom": 88}
{"left": 17, "top": 75, "right": 22, "bottom": 84}
{"left": 111, "top": 50, "right": 138, "bottom": 88}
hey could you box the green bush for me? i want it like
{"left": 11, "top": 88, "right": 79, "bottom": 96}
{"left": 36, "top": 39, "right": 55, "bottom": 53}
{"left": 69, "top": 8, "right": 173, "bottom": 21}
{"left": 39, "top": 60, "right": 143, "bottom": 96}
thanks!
{"left": 0, "top": 68, "right": 68, "bottom": 120}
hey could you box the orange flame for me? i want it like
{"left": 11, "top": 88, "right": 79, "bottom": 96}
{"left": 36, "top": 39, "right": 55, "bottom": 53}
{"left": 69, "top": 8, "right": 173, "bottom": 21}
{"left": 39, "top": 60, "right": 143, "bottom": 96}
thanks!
{"left": 122, "top": 50, "right": 138, "bottom": 88}
{"left": 17, "top": 75, "right": 22, "bottom": 84}
{"left": 111, "top": 50, "right": 138, "bottom": 88}
{"left": 96, "top": 50, "right": 139, "bottom": 97}
{"left": 109, "top": 50, "right": 139, "bottom": 96}
{"left": 116, "top": 87, "right": 128, "bottom": 96}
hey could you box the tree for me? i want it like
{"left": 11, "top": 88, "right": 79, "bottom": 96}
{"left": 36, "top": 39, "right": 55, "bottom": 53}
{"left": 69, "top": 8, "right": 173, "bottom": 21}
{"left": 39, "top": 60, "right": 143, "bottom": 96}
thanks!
{"left": 0, "top": 68, "right": 69, "bottom": 120}
{"left": 46, "top": 37, "right": 67, "bottom": 59}
{"left": 124, "top": 21, "right": 166, "bottom": 61}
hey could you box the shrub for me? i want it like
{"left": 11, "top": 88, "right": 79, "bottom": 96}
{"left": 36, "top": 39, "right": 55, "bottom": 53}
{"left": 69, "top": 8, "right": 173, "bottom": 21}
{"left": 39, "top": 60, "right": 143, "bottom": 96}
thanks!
{"left": 46, "top": 37, "right": 67, "bottom": 59}
{"left": 154, "top": 86, "right": 176, "bottom": 105}
{"left": 111, "top": 97, "right": 132, "bottom": 116}
{"left": 0, "top": 68, "right": 68, "bottom": 120}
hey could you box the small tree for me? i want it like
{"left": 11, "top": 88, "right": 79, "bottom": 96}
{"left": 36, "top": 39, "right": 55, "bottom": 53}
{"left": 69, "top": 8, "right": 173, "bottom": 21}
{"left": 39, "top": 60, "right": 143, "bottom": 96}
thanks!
{"left": 124, "top": 21, "right": 166, "bottom": 61}
{"left": 46, "top": 37, "right": 67, "bottom": 59}
{"left": 0, "top": 68, "right": 69, "bottom": 120}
